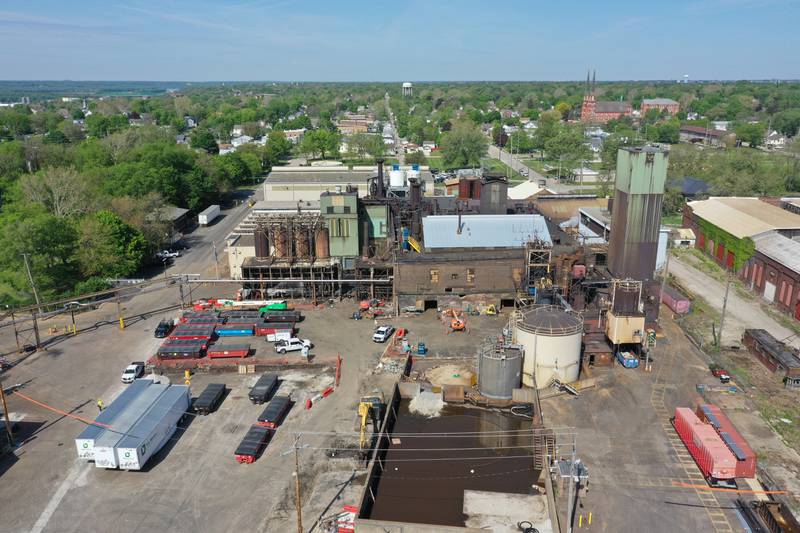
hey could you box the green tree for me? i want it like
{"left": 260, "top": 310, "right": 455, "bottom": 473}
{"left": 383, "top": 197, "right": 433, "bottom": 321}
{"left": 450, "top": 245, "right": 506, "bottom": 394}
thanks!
{"left": 76, "top": 210, "right": 148, "bottom": 277}
{"left": 266, "top": 130, "right": 292, "bottom": 161}
{"left": 532, "top": 110, "right": 561, "bottom": 156}
{"left": 364, "top": 135, "right": 386, "bottom": 161}
{"left": 544, "top": 125, "right": 591, "bottom": 178}
{"left": 735, "top": 122, "right": 767, "bottom": 148}
{"left": 191, "top": 128, "right": 219, "bottom": 154}
{"left": 406, "top": 151, "right": 428, "bottom": 166}
{"left": 773, "top": 109, "right": 800, "bottom": 137}
{"left": 441, "top": 121, "right": 488, "bottom": 168}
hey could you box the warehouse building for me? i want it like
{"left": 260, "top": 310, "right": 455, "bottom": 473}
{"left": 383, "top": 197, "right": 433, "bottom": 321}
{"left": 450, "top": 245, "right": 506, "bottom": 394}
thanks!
{"left": 394, "top": 214, "right": 551, "bottom": 309}
{"left": 683, "top": 197, "right": 800, "bottom": 320}
{"left": 263, "top": 165, "right": 434, "bottom": 202}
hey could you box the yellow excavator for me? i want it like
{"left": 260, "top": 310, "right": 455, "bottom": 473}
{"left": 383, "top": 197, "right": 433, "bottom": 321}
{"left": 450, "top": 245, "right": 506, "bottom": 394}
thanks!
{"left": 358, "top": 390, "right": 386, "bottom": 458}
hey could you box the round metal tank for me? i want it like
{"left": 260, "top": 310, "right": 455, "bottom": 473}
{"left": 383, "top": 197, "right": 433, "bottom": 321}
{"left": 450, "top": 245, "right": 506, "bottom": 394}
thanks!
{"left": 295, "top": 227, "right": 310, "bottom": 258}
{"left": 314, "top": 227, "right": 330, "bottom": 259}
{"left": 477, "top": 343, "right": 523, "bottom": 400}
{"left": 389, "top": 169, "right": 405, "bottom": 188}
{"left": 515, "top": 306, "right": 583, "bottom": 389}
{"left": 274, "top": 228, "right": 289, "bottom": 258}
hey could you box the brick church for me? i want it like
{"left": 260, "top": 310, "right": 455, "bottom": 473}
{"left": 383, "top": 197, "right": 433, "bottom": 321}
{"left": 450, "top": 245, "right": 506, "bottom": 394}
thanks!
{"left": 580, "top": 70, "right": 632, "bottom": 123}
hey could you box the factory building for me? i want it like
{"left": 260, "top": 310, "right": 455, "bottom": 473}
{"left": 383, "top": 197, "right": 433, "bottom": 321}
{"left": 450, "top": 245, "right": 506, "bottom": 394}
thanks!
{"left": 263, "top": 165, "right": 434, "bottom": 202}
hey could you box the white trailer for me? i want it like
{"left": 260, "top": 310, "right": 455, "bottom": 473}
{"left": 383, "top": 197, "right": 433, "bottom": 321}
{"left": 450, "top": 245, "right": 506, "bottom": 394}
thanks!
{"left": 94, "top": 384, "right": 169, "bottom": 468}
{"left": 116, "top": 385, "right": 190, "bottom": 470}
{"left": 75, "top": 379, "right": 152, "bottom": 460}
{"left": 198, "top": 204, "right": 220, "bottom": 226}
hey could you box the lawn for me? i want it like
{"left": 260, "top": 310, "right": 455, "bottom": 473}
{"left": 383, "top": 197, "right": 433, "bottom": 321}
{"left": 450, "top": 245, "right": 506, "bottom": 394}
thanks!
{"left": 662, "top": 213, "right": 683, "bottom": 226}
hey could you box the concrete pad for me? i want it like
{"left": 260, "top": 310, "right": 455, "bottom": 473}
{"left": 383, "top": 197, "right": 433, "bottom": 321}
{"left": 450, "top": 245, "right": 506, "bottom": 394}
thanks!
{"left": 463, "top": 490, "right": 553, "bottom": 533}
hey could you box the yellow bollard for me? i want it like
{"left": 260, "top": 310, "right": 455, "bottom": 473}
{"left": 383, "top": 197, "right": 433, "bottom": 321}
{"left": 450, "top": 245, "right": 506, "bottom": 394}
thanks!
{"left": 588, "top": 512, "right": 592, "bottom": 525}
{"left": 579, "top": 515, "right": 583, "bottom": 528}
{"left": 119, "top": 317, "right": 125, "bottom": 330}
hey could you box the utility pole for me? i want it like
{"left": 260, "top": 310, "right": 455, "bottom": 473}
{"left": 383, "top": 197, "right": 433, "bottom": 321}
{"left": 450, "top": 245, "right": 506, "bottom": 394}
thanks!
{"left": 294, "top": 434, "right": 303, "bottom": 533}
{"left": 21, "top": 253, "right": 40, "bottom": 311}
{"left": 212, "top": 242, "right": 220, "bottom": 280}
{"left": 0, "top": 380, "right": 13, "bottom": 446}
{"left": 567, "top": 440, "right": 577, "bottom": 533}
{"left": 717, "top": 276, "right": 731, "bottom": 347}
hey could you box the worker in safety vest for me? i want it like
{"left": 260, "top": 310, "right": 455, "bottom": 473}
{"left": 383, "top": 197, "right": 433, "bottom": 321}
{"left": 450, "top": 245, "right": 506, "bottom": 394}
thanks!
{"left": 97, "top": 399, "right": 104, "bottom": 412}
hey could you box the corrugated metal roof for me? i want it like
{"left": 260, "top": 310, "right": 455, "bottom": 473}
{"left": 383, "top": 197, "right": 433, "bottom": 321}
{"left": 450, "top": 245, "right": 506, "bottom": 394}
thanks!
{"left": 422, "top": 214, "right": 551, "bottom": 249}
{"left": 753, "top": 232, "right": 800, "bottom": 274}
{"left": 507, "top": 181, "right": 545, "bottom": 200}
{"left": 688, "top": 197, "right": 800, "bottom": 238}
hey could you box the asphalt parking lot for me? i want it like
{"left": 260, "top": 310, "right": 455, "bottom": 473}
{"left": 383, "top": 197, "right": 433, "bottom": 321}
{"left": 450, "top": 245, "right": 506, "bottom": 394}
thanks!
{"left": 0, "top": 294, "right": 513, "bottom": 533}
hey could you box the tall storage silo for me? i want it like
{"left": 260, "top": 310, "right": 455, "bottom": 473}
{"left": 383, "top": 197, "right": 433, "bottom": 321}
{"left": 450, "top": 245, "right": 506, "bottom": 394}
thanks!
{"left": 477, "top": 341, "right": 523, "bottom": 400}
{"left": 254, "top": 226, "right": 269, "bottom": 258}
{"left": 515, "top": 306, "right": 583, "bottom": 389}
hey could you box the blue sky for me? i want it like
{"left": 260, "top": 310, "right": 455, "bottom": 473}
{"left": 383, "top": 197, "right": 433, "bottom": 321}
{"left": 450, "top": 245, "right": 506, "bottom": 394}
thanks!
{"left": 1, "top": 0, "right": 798, "bottom": 81}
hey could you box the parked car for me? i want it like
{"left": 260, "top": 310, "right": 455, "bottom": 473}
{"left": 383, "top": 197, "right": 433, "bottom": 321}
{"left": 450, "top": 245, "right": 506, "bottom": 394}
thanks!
{"left": 121, "top": 362, "right": 145, "bottom": 383}
{"left": 154, "top": 320, "right": 173, "bottom": 338}
{"left": 274, "top": 338, "right": 312, "bottom": 354}
{"left": 711, "top": 366, "right": 731, "bottom": 384}
{"left": 156, "top": 249, "right": 181, "bottom": 260}
{"left": 372, "top": 325, "right": 396, "bottom": 343}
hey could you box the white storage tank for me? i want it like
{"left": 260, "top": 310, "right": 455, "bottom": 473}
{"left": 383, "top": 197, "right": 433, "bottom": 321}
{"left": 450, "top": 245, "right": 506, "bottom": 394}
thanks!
{"left": 514, "top": 306, "right": 583, "bottom": 389}
{"left": 389, "top": 167, "right": 406, "bottom": 188}
{"left": 406, "top": 166, "right": 421, "bottom": 182}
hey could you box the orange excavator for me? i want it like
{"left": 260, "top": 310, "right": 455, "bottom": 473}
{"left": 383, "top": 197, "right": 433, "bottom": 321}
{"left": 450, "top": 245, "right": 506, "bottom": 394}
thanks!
{"left": 443, "top": 309, "right": 466, "bottom": 331}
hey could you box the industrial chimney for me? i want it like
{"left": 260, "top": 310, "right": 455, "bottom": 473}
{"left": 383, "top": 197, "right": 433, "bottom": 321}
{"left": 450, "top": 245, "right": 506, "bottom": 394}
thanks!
{"left": 375, "top": 158, "right": 386, "bottom": 198}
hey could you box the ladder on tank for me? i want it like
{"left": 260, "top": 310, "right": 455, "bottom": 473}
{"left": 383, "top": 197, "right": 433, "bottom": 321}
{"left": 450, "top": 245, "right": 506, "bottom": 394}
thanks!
{"left": 407, "top": 235, "right": 422, "bottom": 253}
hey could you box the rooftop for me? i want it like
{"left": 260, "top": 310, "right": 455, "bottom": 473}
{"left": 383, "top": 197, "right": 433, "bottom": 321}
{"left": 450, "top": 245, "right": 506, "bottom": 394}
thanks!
{"left": 642, "top": 98, "right": 679, "bottom": 105}
{"left": 595, "top": 101, "right": 631, "bottom": 113}
{"left": 422, "top": 214, "right": 551, "bottom": 249}
{"left": 266, "top": 165, "right": 433, "bottom": 184}
{"left": 688, "top": 197, "right": 800, "bottom": 238}
{"left": 507, "top": 180, "right": 546, "bottom": 200}
{"left": 680, "top": 125, "right": 726, "bottom": 138}
{"left": 753, "top": 232, "right": 800, "bottom": 274}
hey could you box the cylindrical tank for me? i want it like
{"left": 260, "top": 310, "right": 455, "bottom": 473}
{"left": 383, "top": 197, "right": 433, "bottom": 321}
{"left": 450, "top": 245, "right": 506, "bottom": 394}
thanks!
{"left": 515, "top": 306, "right": 583, "bottom": 389}
{"left": 294, "top": 226, "right": 310, "bottom": 258}
{"left": 612, "top": 280, "right": 641, "bottom": 315}
{"left": 407, "top": 167, "right": 420, "bottom": 183}
{"left": 389, "top": 169, "right": 405, "bottom": 188}
{"left": 314, "top": 227, "right": 330, "bottom": 259}
{"left": 477, "top": 343, "right": 523, "bottom": 400}
{"left": 254, "top": 227, "right": 269, "bottom": 258}
{"left": 274, "top": 228, "right": 289, "bottom": 258}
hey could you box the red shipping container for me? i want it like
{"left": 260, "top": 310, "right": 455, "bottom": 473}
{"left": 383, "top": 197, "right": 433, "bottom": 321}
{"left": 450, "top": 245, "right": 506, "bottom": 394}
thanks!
{"left": 673, "top": 408, "right": 736, "bottom": 481}
{"left": 170, "top": 324, "right": 215, "bottom": 340}
{"left": 661, "top": 285, "right": 691, "bottom": 314}
{"left": 696, "top": 404, "right": 756, "bottom": 478}
{"left": 207, "top": 343, "right": 250, "bottom": 359}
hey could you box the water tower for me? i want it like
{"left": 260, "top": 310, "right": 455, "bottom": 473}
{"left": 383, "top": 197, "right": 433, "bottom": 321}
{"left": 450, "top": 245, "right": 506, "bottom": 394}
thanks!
{"left": 402, "top": 82, "right": 413, "bottom": 97}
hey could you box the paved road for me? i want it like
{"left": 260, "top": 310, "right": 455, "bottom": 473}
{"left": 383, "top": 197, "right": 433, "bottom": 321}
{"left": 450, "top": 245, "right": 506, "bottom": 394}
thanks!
{"left": 385, "top": 94, "right": 404, "bottom": 164}
{"left": 486, "top": 145, "right": 602, "bottom": 193}
{"left": 669, "top": 255, "right": 800, "bottom": 349}
{"left": 165, "top": 184, "right": 263, "bottom": 279}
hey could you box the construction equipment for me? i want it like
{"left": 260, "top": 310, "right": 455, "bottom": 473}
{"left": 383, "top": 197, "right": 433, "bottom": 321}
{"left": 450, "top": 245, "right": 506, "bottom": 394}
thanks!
{"left": 443, "top": 308, "right": 466, "bottom": 331}
{"left": 485, "top": 304, "right": 497, "bottom": 316}
{"left": 407, "top": 235, "right": 422, "bottom": 253}
{"left": 417, "top": 342, "right": 428, "bottom": 355}
{"left": 358, "top": 390, "right": 386, "bottom": 457}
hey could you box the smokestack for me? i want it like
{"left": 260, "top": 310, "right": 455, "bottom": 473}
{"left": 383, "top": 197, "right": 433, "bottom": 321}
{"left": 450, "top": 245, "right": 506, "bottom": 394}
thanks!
{"left": 376, "top": 158, "right": 385, "bottom": 198}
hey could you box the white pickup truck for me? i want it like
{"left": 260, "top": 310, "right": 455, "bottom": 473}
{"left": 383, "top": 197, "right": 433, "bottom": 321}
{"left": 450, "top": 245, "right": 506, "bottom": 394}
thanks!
{"left": 121, "top": 362, "right": 145, "bottom": 384}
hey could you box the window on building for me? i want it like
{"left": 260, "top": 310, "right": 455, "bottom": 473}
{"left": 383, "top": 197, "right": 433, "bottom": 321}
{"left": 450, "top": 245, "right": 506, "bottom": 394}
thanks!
{"left": 451, "top": 273, "right": 459, "bottom": 280}
{"left": 326, "top": 206, "right": 334, "bottom": 214}
{"left": 430, "top": 269, "right": 439, "bottom": 283}
{"left": 329, "top": 219, "right": 349, "bottom": 237}
{"left": 343, "top": 206, "right": 351, "bottom": 214}
{"left": 466, "top": 268, "right": 475, "bottom": 284}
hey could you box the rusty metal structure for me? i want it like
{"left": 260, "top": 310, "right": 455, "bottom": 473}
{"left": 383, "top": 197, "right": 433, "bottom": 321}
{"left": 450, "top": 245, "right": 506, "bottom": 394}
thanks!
{"left": 608, "top": 146, "right": 668, "bottom": 282}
